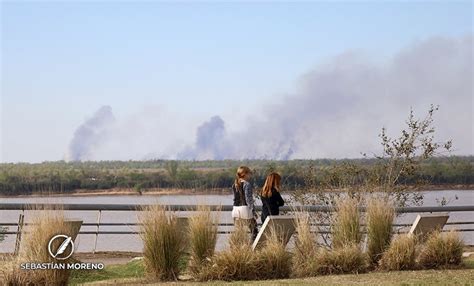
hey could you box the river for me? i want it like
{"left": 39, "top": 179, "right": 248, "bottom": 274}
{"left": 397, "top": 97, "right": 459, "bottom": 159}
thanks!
{"left": 0, "top": 190, "right": 472, "bottom": 253}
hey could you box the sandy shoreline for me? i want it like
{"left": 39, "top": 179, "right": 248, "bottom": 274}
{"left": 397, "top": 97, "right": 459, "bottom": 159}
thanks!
{"left": 0, "top": 185, "right": 472, "bottom": 198}
{"left": 0, "top": 188, "right": 228, "bottom": 198}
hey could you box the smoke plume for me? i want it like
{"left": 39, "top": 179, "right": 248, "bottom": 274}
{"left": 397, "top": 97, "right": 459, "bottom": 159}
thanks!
{"left": 67, "top": 35, "right": 473, "bottom": 160}
{"left": 178, "top": 116, "right": 229, "bottom": 160}
{"left": 179, "top": 35, "right": 472, "bottom": 159}
{"left": 67, "top": 105, "right": 115, "bottom": 161}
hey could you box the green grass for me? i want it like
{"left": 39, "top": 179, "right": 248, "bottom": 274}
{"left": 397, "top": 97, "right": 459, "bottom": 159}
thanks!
{"left": 69, "top": 260, "right": 144, "bottom": 285}
{"left": 73, "top": 257, "right": 474, "bottom": 285}
{"left": 78, "top": 269, "right": 474, "bottom": 285}
{"left": 463, "top": 257, "right": 474, "bottom": 269}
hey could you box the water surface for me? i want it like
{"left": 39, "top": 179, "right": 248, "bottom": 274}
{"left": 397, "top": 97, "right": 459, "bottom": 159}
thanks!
{"left": 0, "top": 190, "right": 472, "bottom": 252}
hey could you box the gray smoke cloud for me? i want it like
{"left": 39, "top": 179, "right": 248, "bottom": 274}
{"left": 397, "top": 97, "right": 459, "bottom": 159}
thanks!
{"left": 178, "top": 116, "right": 229, "bottom": 160}
{"left": 71, "top": 104, "right": 196, "bottom": 161}
{"left": 67, "top": 105, "right": 115, "bottom": 161}
{"left": 179, "top": 35, "right": 473, "bottom": 159}
{"left": 67, "top": 35, "right": 473, "bottom": 160}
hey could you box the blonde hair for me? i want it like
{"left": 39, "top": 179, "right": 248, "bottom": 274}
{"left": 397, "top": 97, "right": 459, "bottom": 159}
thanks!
{"left": 261, "top": 172, "right": 281, "bottom": 198}
{"left": 234, "top": 166, "right": 252, "bottom": 190}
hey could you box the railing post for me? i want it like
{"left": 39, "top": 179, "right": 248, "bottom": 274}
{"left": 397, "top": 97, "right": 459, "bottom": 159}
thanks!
{"left": 93, "top": 210, "right": 101, "bottom": 254}
{"left": 14, "top": 210, "right": 24, "bottom": 256}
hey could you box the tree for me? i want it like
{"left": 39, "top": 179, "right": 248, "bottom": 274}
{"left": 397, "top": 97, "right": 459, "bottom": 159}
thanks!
{"left": 369, "top": 105, "right": 452, "bottom": 207}
{"left": 290, "top": 105, "right": 452, "bottom": 246}
{"left": 165, "top": 161, "right": 179, "bottom": 186}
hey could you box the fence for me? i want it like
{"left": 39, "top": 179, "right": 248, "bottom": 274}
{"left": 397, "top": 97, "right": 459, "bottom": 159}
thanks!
{"left": 1, "top": 203, "right": 473, "bottom": 253}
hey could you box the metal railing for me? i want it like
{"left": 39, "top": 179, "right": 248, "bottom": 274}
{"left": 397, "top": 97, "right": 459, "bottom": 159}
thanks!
{"left": 2, "top": 203, "right": 474, "bottom": 212}
{"left": 1, "top": 203, "right": 473, "bottom": 252}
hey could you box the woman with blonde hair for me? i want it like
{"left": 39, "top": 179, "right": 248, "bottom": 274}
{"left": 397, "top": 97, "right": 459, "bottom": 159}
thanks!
{"left": 260, "top": 172, "right": 285, "bottom": 224}
{"left": 231, "top": 166, "right": 258, "bottom": 240}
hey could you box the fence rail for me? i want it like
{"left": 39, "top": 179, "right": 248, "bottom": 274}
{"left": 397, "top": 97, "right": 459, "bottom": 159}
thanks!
{"left": 1, "top": 203, "right": 474, "bottom": 212}
{"left": 1, "top": 203, "right": 473, "bottom": 251}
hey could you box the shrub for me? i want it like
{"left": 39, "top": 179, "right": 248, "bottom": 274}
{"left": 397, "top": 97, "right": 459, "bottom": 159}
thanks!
{"left": 228, "top": 219, "right": 252, "bottom": 249}
{"left": 332, "top": 197, "right": 361, "bottom": 248}
{"left": 379, "top": 234, "right": 417, "bottom": 271}
{"left": 1, "top": 258, "right": 29, "bottom": 286}
{"left": 201, "top": 223, "right": 293, "bottom": 281}
{"left": 2, "top": 208, "right": 76, "bottom": 285}
{"left": 198, "top": 222, "right": 260, "bottom": 281}
{"left": 256, "top": 228, "right": 293, "bottom": 280}
{"left": 316, "top": 244, "right": 368, "bottom": 275}
{"left": 139, "top": 205, "right": 186, "bottom": 281}
{"left": 201, "top": 245, "right": 259, "bottom": 281}
{"left": 188, "top": 206, "right": 218, "bottom": 277}
{"left": 366, "top": 199, "right": 395, "bottom": 264}
{"left": 292, "top": 212, "right": 319, "bottom": 277}
{"left": 418, "top": 230, "right": 464, "bottom": 269}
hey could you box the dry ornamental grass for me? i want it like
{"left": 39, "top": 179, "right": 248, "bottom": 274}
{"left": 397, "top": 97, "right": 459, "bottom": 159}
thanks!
{"left": 139, "top": 205, "right": 186, "bottom": 281}
{"left": 316, "top": 244, "right": 368, "bottom": 275}
{"left": 418, "top": 230, "right": 464, "bottom": 269}
{"left": 187, "top": 205, "right": 218, "bottom": 277}
{"left": 332, "top": 197, "right": 362, "bottom": 249}
{"left": 379, "top": 234, "right": 417, "bottom": 271}
{"left": 292, "top": 212, "right": 319, "bottom": 277}
{"left": 256, "top": 228, "right": 293, "bottom": 280}
{"left": 198, "top": 222, "right": 260, "bottom": 281}
{"left": 366, "top": 198, "right": 395, "bottom": 264}
{"left": 1, "top": 207, "right": 75, "bottom": 285}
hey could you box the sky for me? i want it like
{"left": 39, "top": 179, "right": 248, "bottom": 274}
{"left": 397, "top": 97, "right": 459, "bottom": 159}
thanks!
{"left": 1, "top": 1, "right": 473, "bottom": 162}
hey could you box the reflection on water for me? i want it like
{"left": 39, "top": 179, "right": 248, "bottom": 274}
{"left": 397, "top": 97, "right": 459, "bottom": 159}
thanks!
{"left": 0, "top": 190, "right": 472, "bottom": 252}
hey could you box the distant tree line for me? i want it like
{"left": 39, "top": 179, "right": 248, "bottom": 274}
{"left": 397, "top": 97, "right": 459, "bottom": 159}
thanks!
{"left": 0, "top": 156, "right": 471, "bottom": 196}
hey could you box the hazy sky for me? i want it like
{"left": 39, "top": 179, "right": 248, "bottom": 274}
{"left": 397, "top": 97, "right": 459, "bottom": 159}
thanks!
{"left": 1, "top": 1, "right": 473, "bottom": 162}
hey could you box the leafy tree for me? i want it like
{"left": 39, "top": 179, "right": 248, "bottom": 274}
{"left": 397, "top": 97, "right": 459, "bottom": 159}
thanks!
{"left": 165, "top": 161, "right": 179, "bottom": 184}
{"left": 290, "top": 106, "right": 454, "bottom": 246}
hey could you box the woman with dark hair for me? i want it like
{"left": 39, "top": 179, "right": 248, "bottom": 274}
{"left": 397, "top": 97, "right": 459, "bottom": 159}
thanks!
{"left": 260, "top": 172, "right": 285, "bottom": 225}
